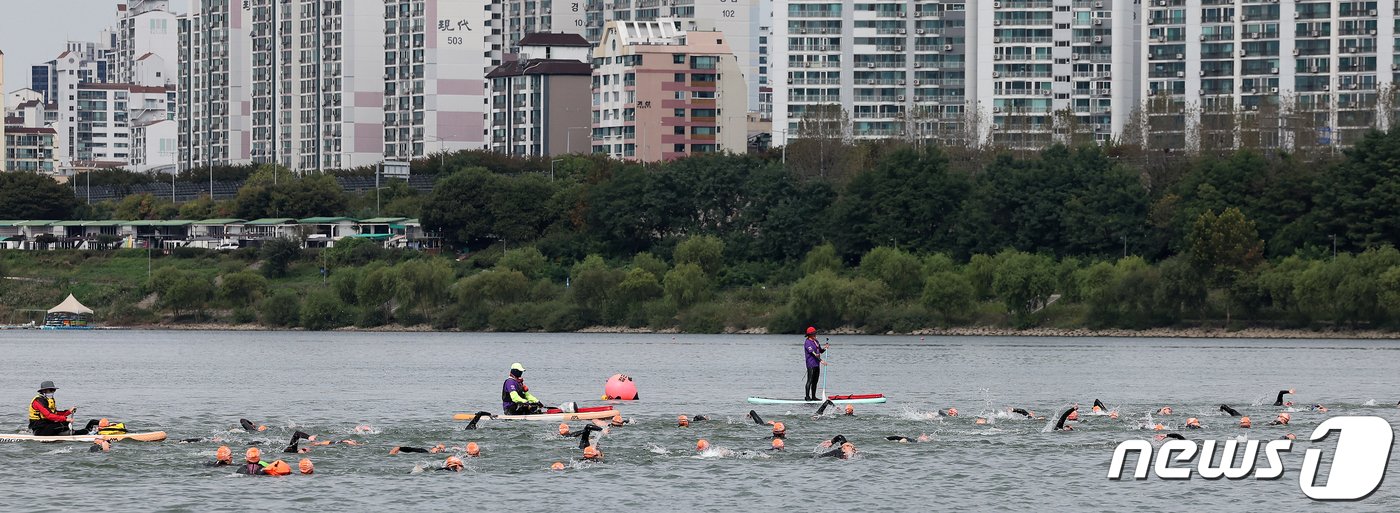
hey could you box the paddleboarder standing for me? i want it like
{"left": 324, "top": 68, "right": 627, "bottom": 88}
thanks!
{"left": 503, "top": 363, "right": 543, "bottom": 415}
{"left": 803, "top": 328, "right": 829, "bottom": 401}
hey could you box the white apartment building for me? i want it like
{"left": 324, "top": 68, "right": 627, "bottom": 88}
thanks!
{"left": 495, "top": 0, "right": 588, "bottom": 56}
{"left": 114, "top": 0, "right": 179, "bottom": 86}
{"left": 1141, "top": 0, "right": 1396, "bottom": 150}
{"left": 383, "top": 0, "right": 492, "bottom": 160}
{"left": 177, "top": 0, "right": 253, "bottom": 170}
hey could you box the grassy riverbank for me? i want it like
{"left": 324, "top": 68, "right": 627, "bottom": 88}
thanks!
{"left": 4, "top": 240, "right": 1400, "bottom": 337}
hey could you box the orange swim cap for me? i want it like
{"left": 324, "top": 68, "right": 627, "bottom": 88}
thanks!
{"left": 1186, "top": 417, "right": 1200, "bottom": 427}
{"left": 466, "top": 442, "right": 480, "bottom": 457}
{"left": 559, "top": 423, "right": 571, "bottom": 436}
{"left": 216, "top": 445, "right": 232, "bottom": 463}
{"left": 1158, "top": 407, "right": 1173, "bottom": 415}
{"left": 771, "top": 438, "right": 784, "bottom": 450}
{"left": 677, "top": 415, "right": 689, "bottom": 427}
{"left": 245, "top": 447, "right": 261, "bottom": 463}
{"left": 771, "top": 422, "right": 785, "bottom": 434}
{"left": 1240, "top": 416, "right": 1252, "bottom": 428}
{"left": 1109, "top": 411, "right": 1119, "bottom": 420}
{"left": 696, "top": 439, "right": 710, "bottom": 451}
{"left": 947, "top": 408, "right": 959, "bottom": 417}
{"left": 298, "top": 458, "right": 314, "bottom": 475}
{"left": 611, "top": 414, "right": 624, "bottom": 427}
{"left": 844, "top": 405, "right": 854, "bottom": 415}
{"left": 444, "top": 456, "right": 464, "bottom": 470}
{"left": 257, "top": 425, "right": 267, "bottom": 432}
{"left": 582, "top": 446, "right": 600, "bottom": 460}
{"left": 975, "top": 417, "right": 987, "bottom": 425}
{"left": 551, "top": 461, "right": 566, "bottom": 470}
{"left": 1153, "top": 424, "right": 1165, "bottom": 431}
{"left": 1277, "top": 412, "right": 1291, "bottom": 424}
{"left": 1066, "top": 410, "right": 1079, "bottom": 421}
{"left": 98, "top": 418, "right": 110, "bottom": 429}
{"left": 1092, "top": 405, "right": 1102, "bottom": 413}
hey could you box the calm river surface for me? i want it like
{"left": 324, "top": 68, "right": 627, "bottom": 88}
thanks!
{"left": 0, "top": 331, "right": 1397, "bottom": 511}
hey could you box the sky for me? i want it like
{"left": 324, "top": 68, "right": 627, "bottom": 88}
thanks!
{"left": 0, "top": 1, "right": 189, "bottom": 94}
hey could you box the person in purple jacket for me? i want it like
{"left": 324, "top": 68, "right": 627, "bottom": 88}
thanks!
{"left": 803, "top": 327, "right": 830, "bottom": 401}
{"left": 502, "top": 363, "right": 543, "bottom": 415}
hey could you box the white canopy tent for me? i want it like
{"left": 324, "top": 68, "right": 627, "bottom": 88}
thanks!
{"left": 47, "top": 294, "right": 93, "bottom": 315}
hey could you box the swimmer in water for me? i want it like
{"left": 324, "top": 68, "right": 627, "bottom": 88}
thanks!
{"left": 819, "top": 434, "right": 849, "bottom": 448}
{"left": 237, "top": 448, "right": 267, "bottom": 475}
{"left": 747, "top": 410, "right": 768, "bottom": 426}
{"left": 437, "top": 456, "right": 465, "bottom": 472}
{"left": 814, "top": 400, "right": 837, "bottom": 417}
{"left": 239, "top": 418, "right": 267, "bottom": 433}
{"left": 1154, "top": 433, "right": 1186, "bottom": 441}
{"left": 1309, "top": 404, "right": 1328, "bottom": 413}
{"left": 1009, "top": 408, "right": 1040, "bottom": 419}
{"left": 1219, "top": 404, "right": 1241, "bottom": 417}
{"left": 582, "top": 445, "right": 603, "bottom": 461}
{"left": 1239, "top": 416, "right": 1253, "bottom": 428}
{"left": 461, "top": 411, "right": 493, "bottom": 430}
{"left": 209, "top": 445, "right": 234, "bottom": 466}
{"left": 1274, "top": 389, "right": 1295, "bottom": 407}
{"left": 885, "top": 434, "right": 931, "bottom": 443}
{"left": 1092, "top": 399, "right": 1108, "bottom": 413}
{"left": 769, "top": 422, "right": 787, "bottom": 439}
{"left": 565, "top": 423, "right": 605, "bottom": 450}
{"left": 771, "top": 438, "right": 785, "bottom": 451}
{"left": 1185, "top": 418, "right": 1202, "bottom": 429}
{"left": 1269, "top": 412, "right": 1291, "bottom": 426}
{"left": 88, "top": 438, "right": 110, "bottom": 453}
{"left": 283, "top": 431, "right": 313, "bottom": 453}
{"left": 1157, "top": 406, "right": 1173, "bottom": 415}
{"left": 844, "top": 405, "right": 855, "bottom": 416}
{"left": 818, "top": 442, "right": 857, "bottom": 459}
{"left": 938, "top": 408, "right": 958, "bottom": 417}
{"left": 390, "top": 444, "right": 446, "bottom": 455}
{"left": 1053, "top": 407, "right": 1077, "bottom": 431}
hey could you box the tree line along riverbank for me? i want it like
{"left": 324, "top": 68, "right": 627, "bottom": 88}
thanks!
{"left": 6, "top": 128, "right": 1400, "bottom": 333}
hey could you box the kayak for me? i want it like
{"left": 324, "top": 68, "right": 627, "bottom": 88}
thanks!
{"left": 0, "top": 431, "right": 167, "bottom": 442}
{"left": 453, "top": 409, "right": 620, "bottom": 422}
{"left": 747, "top": 394, "right": 887, "bottom": 405}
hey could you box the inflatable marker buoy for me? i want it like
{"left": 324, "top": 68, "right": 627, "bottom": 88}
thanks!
{"left": 603, "top": 374, "right": 639, "bottom": 400}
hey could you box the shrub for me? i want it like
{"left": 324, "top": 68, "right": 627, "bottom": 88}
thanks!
{"left": 259, "top": 237, "right": 302, "bottom": 278}
{"left": 301, "top": 289, "right": 354, "bottom": 331}
{"left": 674, "top": 235, "right": 725, "bottom": 275}
{"left": 260, "top": 289, "right": 302, "bottom": 327}
{"left": 663, "top": 263, "right": 711, "bottom": 308}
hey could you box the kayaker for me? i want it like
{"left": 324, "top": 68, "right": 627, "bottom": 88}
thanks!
{"left": 28, "top": 381, "right": 98, "bottom": 436}
{"left": 502, "top": 363, "right": 543, "bottom": 415}
{"left": 803, "top": 327, "right": 829, "bottom": 401}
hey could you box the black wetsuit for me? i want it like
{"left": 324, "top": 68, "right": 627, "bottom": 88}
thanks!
{"left": 1163, "top": 433, "right": 1186, "bottom": 441}
{"left": 462, "top": 411, "right": 493, "bottom": 430}
{"left": 818, "top": 448, "right": 849, "bottom": 459}
{"left": 1093, "top": 399, "right": 1108, "bottom": 411}
{"left": 239, "top": 419, "right": 261, "bottom": 432}
{"left": 691, "top": 415, "right": 709, "bottom": 422}
{"left": 1219, "top": 404, "right": 1241, "bottom": 417}
{"left": 937, "top": 409, "right": 954, "bottom": 417}
{"left": 396, "top": 447, "right": 434, "bottom": 454}
{"left": 283, "top": 431, "right": 311, "bottom": 453}
{"left": 1011, "top": 408, "right": 1033, "bottom": 418}
{"left": 564, "top": 424, "right": 604, "bottom": 449}
{"left": 236, "top": 463, "right": 265, "bottom": 475}
{"left": 826, "top": 434, "right": 849, "bottom": 447}
{"left": 815, "top": 400, "right": 837, "bottom": 416}
{"left": 206, "top": 460, "right": 232, "bottom": 466}
{"left": 747, "top": 410, "right": 766, "bottom": 426}
{"left": 1053, "top": 408, "right": 1076, "bottom": 431}
{"left": 88, "top": 444, "right": 107, "bottom": 453}
{"left": 886, "top": 435, "right": 912, "bottom": 442}
{"left": 1273, "top": 390, "right": 1291, "bottom": 406}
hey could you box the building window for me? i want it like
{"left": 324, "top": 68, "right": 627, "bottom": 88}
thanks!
{"left": 673, "top": 53, "right": 686, "bottom": 64}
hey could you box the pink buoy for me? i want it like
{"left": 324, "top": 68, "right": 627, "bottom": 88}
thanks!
{"left": 604, "top": 374, "right": 639, "bottom": 400}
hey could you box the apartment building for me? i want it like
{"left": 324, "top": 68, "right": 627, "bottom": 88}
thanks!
{"left": 4, "top": 127, "right": 59, "bottom": 174}
{"left": 177, "top": 0, "right": 252, "bottom": 170}
{"left": 114, "top": 0, "right": 179, "bottom": 86}
{"left": 591, "top": 20, "right": 747, "bottom": 160}
{"left": 487, "top": 33, "right": 593, "bottom": 156}
{"left": 382, "top": 0, "right": 492, "bottom": 161}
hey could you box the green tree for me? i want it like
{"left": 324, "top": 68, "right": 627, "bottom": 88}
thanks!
{"left": 164, "top": 276, "right": 214, "bottom": 317}
{"left": 1313, "top": 128, "right": 1400, "bottom": 252}
{"left": 394, "top": 258, "right": 454, "bottom": 318}
{"left": 356, "top": 263, "right": 397, "bottom": 312}
{"left": 858, "top": 246, "right": 924, "bottom": 299}
{"left": 631, "top": 252, "right": 669, "bottom": 280}
{"left": 614, "top": 267, "right": 664, "bottom": 307}
{"left": 830, "top": 147, "right": 969, "bottom": 258}
{"left": 800, "top": 243, "right": 842, "bottom": 275}
{"left": 219, "top": 271, "right": 267, "bottom": 307}
{"left": 0, "top": 172, "right": 80, "bottom": 219}
{"left": 259, "top": 237, "right": 302, "bottom": 278}
{"left": 301, "top": 289, "right": 353, "bottom": 331}
{"left": 498, "top": 247, "right": 549, "bottom": 280}
{"left": 663, "top": 263, "right": 711, "bottom": 308}
{"left": 233, "top": 165, "right": 349, "bottom": 219}
{"left": 1187, "top": 208, "right": 1264, "bottom": 323}
{"left": 456, "top": 269, "right": 531, "bottom": 306}
{"left": 674, "top": 235, "right": 725, "bottom": 276}
{"left": 991, "top": 251, "right": 1058, "bottom": 324}
{"left": 260, "top": 289, "right": 302, "bottom": 327}
{"left": 785, "top": 270, "right": 844, "bottom": 328}
{"left": 922, "top": 271, "right": 974, "bottom": 323}
{"left": 324, "top": 237, "right": 384, "bottom": 268}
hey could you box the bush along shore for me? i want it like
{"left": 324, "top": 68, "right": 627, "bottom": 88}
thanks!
{"left": 9, "top": 129, "right": 1400, "bottom": 337}
{"left": 5, "top": 236, "right": 1400, "bottom": 338}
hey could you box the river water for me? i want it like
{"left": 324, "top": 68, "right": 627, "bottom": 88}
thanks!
{"left": 0, "top": 331, "right": 1396, "bottom": 511}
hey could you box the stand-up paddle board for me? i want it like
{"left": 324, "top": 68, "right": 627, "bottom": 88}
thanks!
{"left": 0, "top": 431, "right": 167, "bottom": 442}
{"left": 453, "top": 409, "right": 618, "bottom": 420}
{"left": 747, "top": 394, "right": 887, "bottom": 405}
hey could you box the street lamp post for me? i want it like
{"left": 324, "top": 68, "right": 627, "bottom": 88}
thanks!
{"left": 1329, "top": 234, "right": 1337, "bottom": 259}
{"left": 550, "top": 158, "right": 562, "bottom": 181}
{"left": 773, "top": 128, "right": 788, "bottom": 165}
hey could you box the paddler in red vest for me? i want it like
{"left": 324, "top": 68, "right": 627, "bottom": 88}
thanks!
{"left": 28, "top": 381, "right": 98, "bottom": 436}
{"left": 503, "top": 363, "right": 543, "bottom": 415}
{"left": 803, "top": 328, "right": 829, "bottom": 401}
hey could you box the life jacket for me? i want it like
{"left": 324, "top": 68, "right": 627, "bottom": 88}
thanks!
{"left": 27, "top": 395, "right": 56, "bottom": 421}
{"left": 262, "top": 460, "right": 292, "bottom": 476}
{"left": 502, "top": 378, "right": 524, "bottom": 404}
{"left": 97, "top": 423, "right": 128, "bottom": 435}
